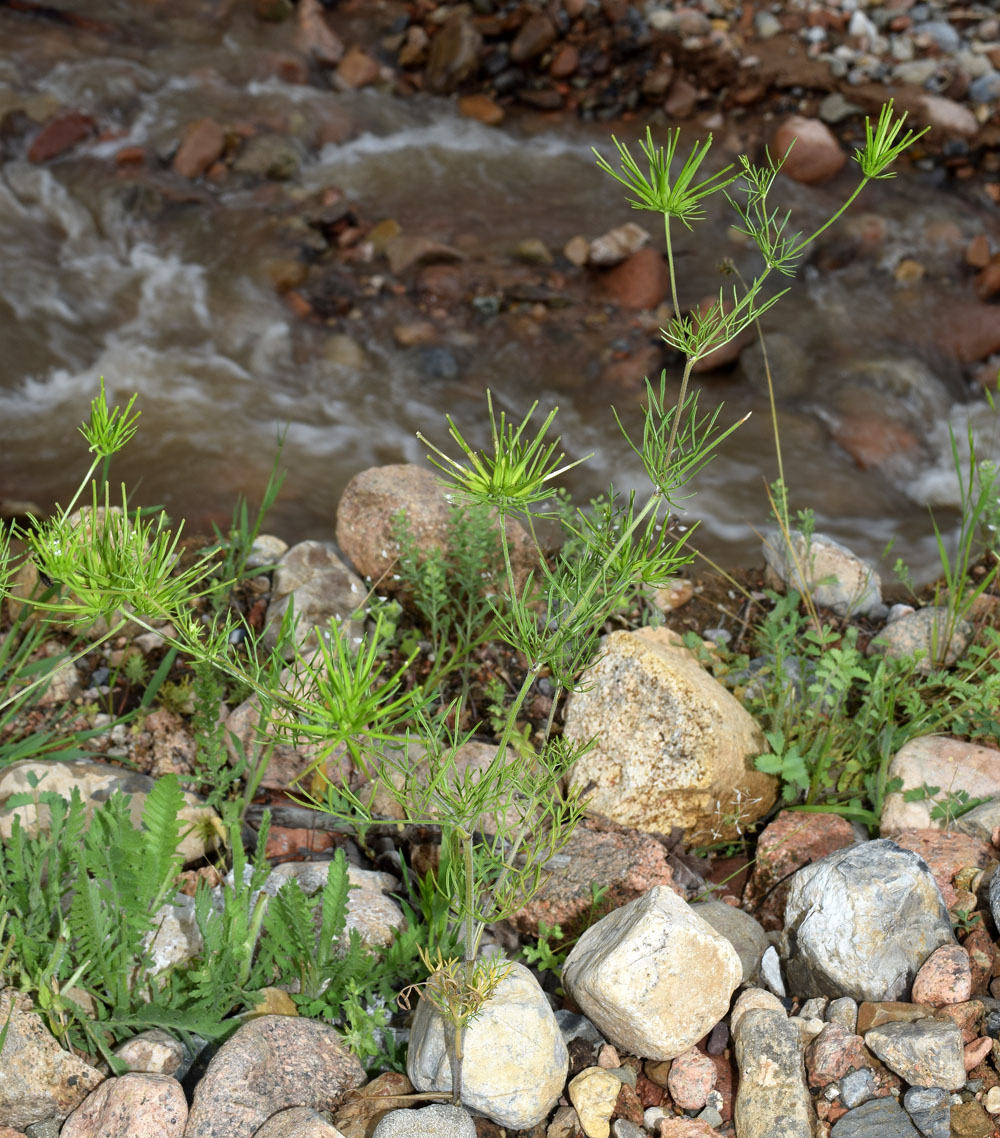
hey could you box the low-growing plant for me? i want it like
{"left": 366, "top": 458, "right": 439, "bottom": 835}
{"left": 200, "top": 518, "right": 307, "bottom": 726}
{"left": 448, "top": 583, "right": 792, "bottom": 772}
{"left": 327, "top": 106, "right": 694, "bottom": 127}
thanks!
{"left": 0, "top": 99, "right": 929, "bottom": 1103}
{"left": 0, "top": 780, "right": 426, "bottom": 1072}
{"left": 392, "top": 500, "right": 505, "bottom": 706}
{"left": 694, "top": 595, "right": 1000, "bottom": 827}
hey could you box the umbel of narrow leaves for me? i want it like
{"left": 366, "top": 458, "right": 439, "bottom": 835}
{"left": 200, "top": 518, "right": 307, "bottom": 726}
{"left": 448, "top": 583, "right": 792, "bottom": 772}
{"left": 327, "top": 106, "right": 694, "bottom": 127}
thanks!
{"left": 593, "top": 126, "right": 738, "bottom": 229}
{"left": 417, "top": 390, "right": 587, "bottom": 514}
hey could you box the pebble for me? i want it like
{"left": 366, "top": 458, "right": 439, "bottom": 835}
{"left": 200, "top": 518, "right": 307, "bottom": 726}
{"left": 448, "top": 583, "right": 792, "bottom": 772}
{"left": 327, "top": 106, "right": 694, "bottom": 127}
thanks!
{"left": 733, "top": 1008, "right": 814, "bottom": 1138}
{"left": 911, "top": 944, "right": 973, "bottom": 1007}
{"left": 831, "top": 1096, "right": 922, "bottom": 1137}
{"left": 371, "top": 1103, "right": 475, "bottom": 1138}
{"left": 666, "top": 1047, "right": 716, "bottom": 1111}
{"left": 568, "top": 1068, "right": 622, "bottom": 1138}
{"left": 864, "top": 1019, "right": 966, "bottom": 1089}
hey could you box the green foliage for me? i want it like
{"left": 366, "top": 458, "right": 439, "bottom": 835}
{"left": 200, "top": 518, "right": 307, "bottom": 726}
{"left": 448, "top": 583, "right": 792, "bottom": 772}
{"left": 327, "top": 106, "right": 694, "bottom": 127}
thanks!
{"left": 392, "top": 500, "right": 504, "bottom": 700}
{"left": 186, "top": 658, "right": 238, "bottom": 809}
{"left": 696, "top": 595, "right": 1000, "bottom": 828}
{"left": 0, "top": 605, "right": 107, "bottom": 768}
{"left": 0, "top": 785, "right": 432, "bottom": 1072}
{"left": 901, "top": 782, "right": 992, "bottom": 826}
{"left": 0, "top": 101, "right": 928, "bottom": 1100}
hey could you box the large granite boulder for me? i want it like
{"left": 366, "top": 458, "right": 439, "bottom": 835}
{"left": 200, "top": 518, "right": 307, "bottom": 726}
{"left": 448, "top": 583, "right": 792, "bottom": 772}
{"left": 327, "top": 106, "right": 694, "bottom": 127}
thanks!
{"left": 564, "top": 627, "right": 775, "bottom": 844}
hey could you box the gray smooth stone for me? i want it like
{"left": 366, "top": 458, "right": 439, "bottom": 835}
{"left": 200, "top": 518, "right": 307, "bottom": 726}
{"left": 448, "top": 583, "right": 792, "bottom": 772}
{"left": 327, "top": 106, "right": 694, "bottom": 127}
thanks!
{"left": 691, "top": 900, "right": 769, "bottom": 984}
{"left": 902, "top": 1086, "right": 950, "bottom": 1138}
{"left": 864, "top": 1020, "right": 965, "bottom": 1090}
{"left": 782, "top": 839, "right": 954, "bottom": 1002}
{"left": 831, "top": 1097, "right": 921, "bottom": 1137}
{"left": 372, "top": 1104, "right": 476, "bottom": 1138}
{"left": 838, "top": 1067, "right": 877, "bottom": 1109}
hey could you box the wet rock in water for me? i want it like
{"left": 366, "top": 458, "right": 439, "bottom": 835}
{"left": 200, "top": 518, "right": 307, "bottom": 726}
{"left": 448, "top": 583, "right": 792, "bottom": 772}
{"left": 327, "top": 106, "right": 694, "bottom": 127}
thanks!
{"left": 254, "top": 1107, "right": 347, "bottom": 1137}
{"left": 60, "top": 1074, "right": 187, "bottom": 1138}
{"left": 232, "top": 134, "right": 302, "bottom": 181}
{"left": 562, "top": 885, "right": 742, "bottom": 1060}
{"left": 28, "top": 109, "right": 95, "bottom": 163}
{"left": 743, "top": 810, "right": 858, "bottom": 926}
{"left": 262, "top": 539, "right": 365, "bottom": 655}
{"left": 770, "top": 116, "right": 846, "bottom": 184}
{"left": 0, "top": 989, "right": 104, "bottom": 1130}
{"left": 880, "top": 736, "right": 1000, "bottom": 837}
{"left": 831, "top": 1096, "right": 922, "bottom": 1137}
{"left": 184, "top": 1017, "right": 365, "bottom": 1137}
{"left": 383, "top": 235, "right": 464, "bottom": 275}
{"left": 598, "top": 247, "right": 670, "bottom": 310}
{"left": 372, "top": 1103, "right": 474, "bottom": 1138}
{"left": 0, "top": 759, "right": 218, "bottom": 864}
{"left": 869, "top": 607, "right": 972, "bottom": 673}
{"left": 457, "top": 93, "right": 504, "bottom": 125}
{"left": 864, "top": 1018, "right": 966, "bottom": 1089}
{"left": 781, "top": 839, "right": 955, "bottom": 1002}
{"left": 323, "top": 333, "right": 369, "bottom": 370}
{"left": 407, "top": 961, "right": 567, "bottom": 1129}
{"left": 830, "top": 415, "right": 921, "bottom": 473}
{"left": 424, "top": 12, "right": 482, "bottom": 93}
{"left": 172, "top": 117, "right": 225, "bottom": 179}
{"left": 689, "top": 901, "right": 769, "bottom": 985}
{"left": 732, "top": 1008, "right": 813, "bottom": 1138}
{"left": 415, "top": 345, "right": 459, "bottom": 380}
{"left": 762, "top": 528, "right": 882, "bottom": 617}
{"left": 588, "top": 222, "right": 650, "bottom": 268}
{"left": 510, "top": 819, "right": 678, "bottom": 939}
{"left": 666, "top": 1047, "right": 716, "bottom": 1111}
{"left": 295, "top": 0, "right": 344, "bottom": 66}
{"left": 392, "top": 320, "right": 438, "bottom": 347}
{"left": 739, "top": 332, "right": 811, "bottom": 398}
{"left": 934, "top": 299, "right": 1000, "bottom": 363}
{"left": 563, "top": 627, "right": 775, "bottom": 844}
{"left": 334, "top": 47, "right": 381, "bottom": 90}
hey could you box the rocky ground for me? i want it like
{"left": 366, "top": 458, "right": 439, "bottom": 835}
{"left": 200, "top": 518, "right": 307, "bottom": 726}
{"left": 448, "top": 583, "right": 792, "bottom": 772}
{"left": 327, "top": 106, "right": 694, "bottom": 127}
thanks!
{"left": 4, "top": 1, "right": 1000, "bottom": 1136}
{"left": 5, "top": 458, "right": 1000, "bottom": 1138}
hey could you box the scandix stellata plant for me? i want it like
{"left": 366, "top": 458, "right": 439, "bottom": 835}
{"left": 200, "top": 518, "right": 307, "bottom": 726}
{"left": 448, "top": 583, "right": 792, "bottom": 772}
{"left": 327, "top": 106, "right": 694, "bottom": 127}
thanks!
{"left": 0, "top": 101, "right": 925, "bottom": 1100}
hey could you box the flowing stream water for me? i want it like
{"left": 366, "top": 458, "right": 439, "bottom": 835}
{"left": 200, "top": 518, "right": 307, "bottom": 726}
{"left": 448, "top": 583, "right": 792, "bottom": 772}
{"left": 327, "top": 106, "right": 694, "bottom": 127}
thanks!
{"left": 2, "top": 0, "right": 999, "bottom": 581}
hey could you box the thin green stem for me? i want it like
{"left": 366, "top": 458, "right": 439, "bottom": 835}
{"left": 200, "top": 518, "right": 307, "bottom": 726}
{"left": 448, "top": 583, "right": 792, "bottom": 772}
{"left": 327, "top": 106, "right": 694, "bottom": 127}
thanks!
{"left": 785, "top": 179, "right": 869, "bottom": 262}
{"left": 663, "top": 214, "right": 680, "bottom": 320}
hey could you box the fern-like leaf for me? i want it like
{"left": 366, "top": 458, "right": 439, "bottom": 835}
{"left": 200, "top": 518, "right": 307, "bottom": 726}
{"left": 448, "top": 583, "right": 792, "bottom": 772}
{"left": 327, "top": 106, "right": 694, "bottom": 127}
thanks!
{"left": 140, "top": 774, "right": 185, "bottom": 913}
{"left": 317, "top": 850, "right": 351, "bottom": 961}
